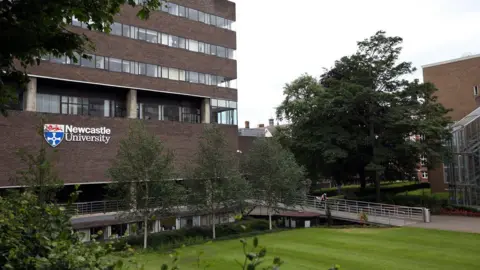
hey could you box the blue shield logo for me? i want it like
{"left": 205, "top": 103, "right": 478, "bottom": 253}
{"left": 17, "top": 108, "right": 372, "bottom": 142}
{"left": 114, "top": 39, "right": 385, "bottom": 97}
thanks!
{"left": 44, "top": 124, "right": 65, "bottom": 148}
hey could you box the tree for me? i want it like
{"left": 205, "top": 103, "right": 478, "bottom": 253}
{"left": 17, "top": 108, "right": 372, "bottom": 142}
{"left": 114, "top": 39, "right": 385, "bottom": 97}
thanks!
{"left": 0, "top": 0, "right": 165, "bottom": 116}
{"left": 108, "top": 120, "right": 183, "bottom": 249}
{"left": 277, "top": 31, "right": 452, "bottom": 201}
{"left": 0, "top": 191, "right": 121, "bottom": 269}
{"left": 243, "top": 138, "right": 307, "bottom": 230}
{"left": 13, "top": 118, "right": 62, "bottom": 203}
{"left": 186, "top": 125, "right": 249, "bottom": 239}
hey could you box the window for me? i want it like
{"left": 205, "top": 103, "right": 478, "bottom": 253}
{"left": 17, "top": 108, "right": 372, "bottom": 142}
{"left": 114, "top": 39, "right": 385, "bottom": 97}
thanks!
{"left": 122, "top": 60, "right": 131, "bottom": 73}
{"left": 138, "top": 28, "right": 147, "bottom": 41}
{"left": 51, "top": 55, "right": 66, "bottom": 64}
{"left": 178, "top": 37, "right": 186, "bottom": 49}
{"left": 228, "top": 49, "right": 235, "bottom": 59}
{"left": 169, "top": 68, "right": 179, "bottom": 80}
{"left": 474, "top": 86, "right": 478, "bottom": 96}
{"left": 420, "top": 156, "right": 427, "bottom": 166}
{"left": 216, "top": 17, "right": 225, "bottom": 28}
{"left": 179, "top": 70, "right": 186, "bottom": 81}
{"left": 163, "top": 105, "right": 180, "bottom": 121}
{"left": 110, "top": 23, "right": 122, "bottom": 36}
{"left": 188, "top": 71, "right": 199, "bottom": 83}
{"left": 211, "top": 99, "right": 238, "bottom": 125}
{"left": 188, "top": 8, "right": 198, "bottom": 21}
{"left": 216, "top": 46, "right": 226, "bottom": 58}
{"left": 178, "top": 6, "right": 186, "bottom": 17}
{"left": 209, "top": 14, "right": 216, "bottom": 26}
{"left": 146, "top": 64, "right": 158, "bottom": 77}
{"left": 88, "top": 98, "right": 110, "bottom": 117}
{"left": 138, "top": 63, "right": 147, "bottom": 75}
{"left": 80, "top": 54, "right": 95, "bottom": 68}
{"left": 61, "top": 96, "right": 88, "bottom": 115}
{"left": 170, "top": 36, "right": 178, "bottom": 47}
{"left": 122, "top": 25, "right": 130, "bottom": 38}
{"left": 95, "top": 56, "right": 105, "bottom": 69}
{"left": 198, "top": 42, "right": 205, "bottom": 53}
{"left": 72, "top": 16, "right": 82, "bottom": 27}
{"left": 188, "top": 40, "right": 199, "bottom": 52}
{"left": 421, "top": 171, "right": 428, "bottom": 179}
{"left": 210, "top": 45, "right": 217, "bottom": 56}
{"left": 198, "top": 11, "right": 206, "bottom": 23}
{"left": 36, "top": 93, "right": 60, "bottom": 113}
{"left": 199, "top": 73, "right": 206, "bottom": 84}
{"left": 161, "top": 33, "right": 169, "bottom": 45}
{"left": 146, "top": 30, "right": 158, "bottom": 43}
{"left": 181, "top": 107, "right": 200, "bottom": 123}
{"left": 142, "top": 103, "right": 159, "bottom": 120}
{"left": 161, "top": 67, "right": 169, "bottom": 78}
{"left": 108, "top": 58, "right": 122, "bottom": 72}
{"left": 168, "top": 3, "right": 178, "bottom": 16}
{"left": 129, "top": 26, "right": 138, "bottom": 39}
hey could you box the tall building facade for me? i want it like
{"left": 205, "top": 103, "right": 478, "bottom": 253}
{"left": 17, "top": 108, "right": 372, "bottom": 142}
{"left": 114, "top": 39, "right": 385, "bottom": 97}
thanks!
{"left": 0, "top": 1, "right": 238, "bottom": 191}
{"left": 423, "top": 54, "right": 480, "bottom": 193}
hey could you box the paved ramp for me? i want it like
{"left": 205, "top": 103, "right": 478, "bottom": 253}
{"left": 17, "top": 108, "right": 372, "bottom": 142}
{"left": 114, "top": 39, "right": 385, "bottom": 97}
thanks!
{"left": 407, "top": 215, "right": 480, "bottom": 233}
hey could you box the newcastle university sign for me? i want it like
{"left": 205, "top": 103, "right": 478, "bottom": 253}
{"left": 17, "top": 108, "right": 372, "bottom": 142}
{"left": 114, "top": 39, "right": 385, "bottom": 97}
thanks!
{"left": 43, "top": 124, "right": 112, "bottom": 147}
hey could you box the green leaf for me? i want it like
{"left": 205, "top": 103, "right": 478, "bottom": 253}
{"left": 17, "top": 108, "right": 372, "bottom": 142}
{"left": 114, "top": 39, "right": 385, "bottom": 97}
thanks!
{"left": 253, "top": 237, "right": 259, "bottom": 248}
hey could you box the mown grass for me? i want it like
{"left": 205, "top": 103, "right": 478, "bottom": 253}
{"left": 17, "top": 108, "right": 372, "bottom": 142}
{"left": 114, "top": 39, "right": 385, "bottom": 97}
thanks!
{"left": 129, "top": 227, "right": 480, "bottom": 270}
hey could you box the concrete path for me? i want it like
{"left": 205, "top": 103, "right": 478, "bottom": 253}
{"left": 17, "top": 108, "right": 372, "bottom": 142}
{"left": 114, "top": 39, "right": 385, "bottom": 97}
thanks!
{"left": 407, "top": 215, "right": 480, "bottom": 234}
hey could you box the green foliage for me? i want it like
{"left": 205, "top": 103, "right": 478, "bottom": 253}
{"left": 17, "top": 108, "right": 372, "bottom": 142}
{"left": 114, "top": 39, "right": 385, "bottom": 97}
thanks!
{"left": 276, "top": 31, "right": 452, "bottom": 201}
{"left": 0, "top": 0, "right": 165, "bottom": 116}
{"left": 243, "top": 138, "right": 307, "bottom": 229}
{"left": 124, "top": 219, "right": 272, "bottom": 250}
{"left": 12, "top": 117, "right": 63, "bottom": 203}
{"left": 186, "top": 125, "right": 249, "bottom": 239}
{"left": 311, "top": 182, "right": 431, "bottom": 198}
{"left": 0, "top": 192, "right": 120, "bottom": 269}
{"left": 108, "top": 120, "right": 184, "bottom": 249}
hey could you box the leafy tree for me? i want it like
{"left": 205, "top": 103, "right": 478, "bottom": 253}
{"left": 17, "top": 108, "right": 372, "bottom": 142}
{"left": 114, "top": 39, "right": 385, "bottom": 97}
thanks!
{"left": 243, "top": 138, "right": 307, "bottom": 230}
{"left": 277, "top": 31, "right": 452, "bottom": 201}
{"left": 186, "top": 125, "right": 249, "bottom": 239}
{"left": 13, "top": 118, "right": 62, "bottom": 203}
{"left": 108, "top": 120, "right": 184, "bottom": 249}
{"left": 0, "top": 0, "right": 165, "bottom": 116}
{"left": 0, "top": 191, "right": 122, "bottom": 269}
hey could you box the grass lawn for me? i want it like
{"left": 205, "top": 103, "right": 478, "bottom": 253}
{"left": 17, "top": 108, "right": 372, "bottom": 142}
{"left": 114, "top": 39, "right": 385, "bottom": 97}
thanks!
{"left": 398, "top": 188, "right": 449, "bottom": 199}
{"left": 130, "top": 227, "right": 480, "bottom": 270}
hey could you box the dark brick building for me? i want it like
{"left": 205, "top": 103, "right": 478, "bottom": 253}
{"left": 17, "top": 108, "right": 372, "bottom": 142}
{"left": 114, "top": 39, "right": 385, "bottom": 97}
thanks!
{"left": 1, "top": 1, "right": 238, "bottom": 191}
{"left": 422, "top": 54, "right": 480, "bottom": 193}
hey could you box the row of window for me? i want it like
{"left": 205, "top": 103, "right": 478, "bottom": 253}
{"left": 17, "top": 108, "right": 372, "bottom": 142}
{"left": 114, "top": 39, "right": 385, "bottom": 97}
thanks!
{"left": 42, "top": 54, "right": 237, "bottom": 89}
{"left": 71, "top": 19, "right": 235, "bottom": 60}
{"left": 135, "top": 0, "right": 235, "bottom": 31}
{"left": 36, "top": 93, "right": 238, "bottom": 125}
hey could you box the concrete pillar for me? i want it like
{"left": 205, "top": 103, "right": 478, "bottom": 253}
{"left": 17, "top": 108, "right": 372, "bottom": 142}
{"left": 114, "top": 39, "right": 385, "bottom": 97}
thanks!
{"left": 104, "top": 226, "right": 112, "bottom": 240}
{"left": 175, "top": 217, "right": 181, "bottom": 230}
{"left": 24, "top": 77, "right": 37, "bottom": 111}
{"left": 126, "top": 89, "right": 137, "bottom": 118}
{"left": 201, "top": 98, "right": 210, "bottom": 123}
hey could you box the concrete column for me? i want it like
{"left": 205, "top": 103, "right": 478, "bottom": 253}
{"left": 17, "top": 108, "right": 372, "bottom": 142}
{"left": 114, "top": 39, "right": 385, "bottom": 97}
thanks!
{"left": 175, "top": 217, "right": 181, "bottom": 230}
{"left": 24, "top": 77, "right": 37, "bottom": 111}
{"left": 201, "top": 98, "right": 211, "bottom": 124}
{"left": 104, "top": 226, "right": 112, "bottom": 240}
{"left": 126, "top": 89, "right": 137, "bottom": 118}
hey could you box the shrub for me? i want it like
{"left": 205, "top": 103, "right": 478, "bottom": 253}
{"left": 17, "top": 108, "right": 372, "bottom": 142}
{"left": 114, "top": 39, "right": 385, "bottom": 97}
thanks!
{"left": 311, "top": 182, "right": 430, "bottom": 198}
{"left": 124, "top": 219, "right": 272, "bottom": 249}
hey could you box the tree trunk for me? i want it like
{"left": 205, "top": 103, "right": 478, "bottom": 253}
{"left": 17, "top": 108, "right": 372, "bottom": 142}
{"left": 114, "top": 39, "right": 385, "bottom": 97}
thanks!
{"left": 143, "top": 215, "right": 148, "bottom": 249}
{"left": 212, "top": 212, "right": 216, "bottom": 239}
{"left": 268, "top": 211, "right": 272, "bottom": 230}
{"left": 359, "top": 169, "right": 366, "bottom": 190}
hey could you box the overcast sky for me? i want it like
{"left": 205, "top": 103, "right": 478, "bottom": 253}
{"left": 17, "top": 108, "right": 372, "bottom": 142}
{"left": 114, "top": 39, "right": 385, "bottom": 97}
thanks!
{"left": 232, "top": 0, "right": 480, "bottom": 127}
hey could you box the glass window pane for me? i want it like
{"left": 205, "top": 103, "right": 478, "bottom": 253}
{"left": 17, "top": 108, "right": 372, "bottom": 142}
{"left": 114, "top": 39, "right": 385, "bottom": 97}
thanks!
{"left": 199, "top": 73, "right": 205, "bottom": 84}
{"left": 163, "top": 105, "right": 180, "bottom": 121}
{"left": 51, "top": 55, "right": 66, "bottom": 64}
{"left": 205, "top": 74, "right": 212, "bottom": 85}
{"left": 228, "top": 49, "right": 235, "bottom": 59}
{"left": 199, "top": 11, "right": 205, "bottom": 23}
{"left": 210, "top": 45, "right": 217, "bottom": 56}
{"left": 217, "top": 46, "right": 226, "bottom": 58}
{"left": 143, "top": 104, "right": 159, "bottom": 120}
{"left": 138, "top": 28, "right": 147, "bottom": 40}
{"left": 146, "top": 30, "right": 158, "bottom": 43}
{"left": 95, "top": 56, "right": 105, "bottom": 69}
{"left": 198, "top": 42, "right": 205, "bottom": 53}
{"left": 169, "top": 68, "right": 179, "bottom": 80}
{"left": 188, "top": 40, "right": 198, "bottom": 52}
{"left": 80, "top": 54, "right": 95, "bottom": 68}
{"left": 108, "top": 58, "right": 122, "bottom": 72}
{"left": 188, "top": 9, "right": 198, "bottom": 21}
{"left": 217, "top": 99, "right": 227, "bottom": 107}
{"left": 122, "top": 24, "right": 130, "bottom": 38}
{"left": 178, "top": 6, "right": 186, "bottom": 17}
{"left": 211, "top": 99, "right": 218, "bottom": 107}
{"left": 161, "top": 33, "right": 169, "bottom": 45}
{"left": 205, "top": 44, "right": 210, "bottom": 54}
{"left": 72, "top": 16, "right": 82, "bottom": 27}
{"left": 61, "top": 103, "right": 68, "bottom": 114}
{"left": 171, "top": 36, "right": 179, "bottom": 47}
{"left": 122, "top": 60, "right": 131, "bottom": 73}
{"left": 178, "top": 38, "right": 186, "bottom": 49}
{"left": 216, "top": 17, "right": 225, "bottom": 28}
{"left": 188, "top": 71, "right": 199, "bottom": 83}
{"left": 204, "top": 13, "right": 210, "bottom": 24}
{"left": 179, "top": 70, "right": 186, "bottom": 81}
{"left": 209, "top": 15, "right": 216, "bottom": 25}
{"left": 229, "top": 101, "right": 237, "bottom": 108}
{"left": 36, "top": 93, "right": 60, "bottom": 113}
{"left": 146, "top": 64, "right": 158, "bottom": 77}
{"left": 168, "top": 3, "right": 178, "bottom": 15}
{"left": 110, "top": 22, "right": 122, "bottom": 36}
{"left": 130, "top": 26, "right": 138, "bottom": 39}
{"left": 138, "top": 63, "right": 147, "bottom": 75}
{"left": 161, "top": 67, "right": 168, "bottom": 78}
{"left": 130, "top": 62, "right": 139, "bottom": 74}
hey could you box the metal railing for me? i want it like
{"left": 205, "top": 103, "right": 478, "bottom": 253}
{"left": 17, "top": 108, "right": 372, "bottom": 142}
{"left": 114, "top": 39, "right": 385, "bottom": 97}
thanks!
{"left": 298, "top": 195, "right": 427, "bottom": 222}
{"left": 62, "top": 196, "right": 429, "bottom": 223}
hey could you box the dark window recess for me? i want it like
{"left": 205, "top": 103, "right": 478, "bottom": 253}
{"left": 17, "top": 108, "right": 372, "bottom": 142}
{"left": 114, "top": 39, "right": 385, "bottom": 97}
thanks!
{"left": 182, "top": 107, "right": 200, "bottom": 123}
{"left": 163, "top": 105, "right": 180, "bottom": 121}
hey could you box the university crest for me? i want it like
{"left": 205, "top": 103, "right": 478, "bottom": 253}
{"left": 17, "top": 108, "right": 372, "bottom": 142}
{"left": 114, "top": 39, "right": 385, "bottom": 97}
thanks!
{"left": 43, "top": 124, "right": 65, "bottom": 147}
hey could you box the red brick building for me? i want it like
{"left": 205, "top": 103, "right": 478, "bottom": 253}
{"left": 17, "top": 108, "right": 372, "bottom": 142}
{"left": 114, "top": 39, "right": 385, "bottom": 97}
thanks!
{"left": 0, "top": 1, "right": 238, "bottom": 189}
{"left": 422, "top": 54, "right": 480, "bottom": 193}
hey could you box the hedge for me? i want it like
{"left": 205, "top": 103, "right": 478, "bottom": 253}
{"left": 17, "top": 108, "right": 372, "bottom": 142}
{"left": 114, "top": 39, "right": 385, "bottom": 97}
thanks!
{"left": 120, "top": 219, "right": 271, "bottom": 250}
{"left": 311, "top": 182, "right": 430, "bottom": 198}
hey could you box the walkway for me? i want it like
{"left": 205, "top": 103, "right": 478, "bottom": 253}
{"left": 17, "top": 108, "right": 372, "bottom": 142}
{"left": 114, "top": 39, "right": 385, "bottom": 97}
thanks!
{"left": 407, "top": 215, "right": 480, "bottom": 233}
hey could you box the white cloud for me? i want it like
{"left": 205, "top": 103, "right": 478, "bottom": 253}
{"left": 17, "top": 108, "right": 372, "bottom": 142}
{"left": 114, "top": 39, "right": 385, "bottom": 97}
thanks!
{"left": 231, "top": 0, "right": 480, "bottom": 127}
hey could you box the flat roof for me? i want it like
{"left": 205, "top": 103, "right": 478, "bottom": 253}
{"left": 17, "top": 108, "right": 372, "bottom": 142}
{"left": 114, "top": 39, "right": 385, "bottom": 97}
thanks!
{"left": 422, "top": 54, "right": 480, "bottom": 69}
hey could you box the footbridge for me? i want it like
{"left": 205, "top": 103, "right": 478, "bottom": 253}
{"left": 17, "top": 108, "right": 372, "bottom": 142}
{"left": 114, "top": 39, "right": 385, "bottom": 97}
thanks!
{"left": 63, "top": 196, "right": 430, "bottom": 227}
{"left": 249, "top": 196, "right": 430, "bottom": 226}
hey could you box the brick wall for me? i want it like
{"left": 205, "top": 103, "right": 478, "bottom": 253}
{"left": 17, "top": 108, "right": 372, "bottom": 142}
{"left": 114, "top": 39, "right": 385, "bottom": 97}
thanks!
{"left": 0, "top": 111, "right": 238, "bottom": 187}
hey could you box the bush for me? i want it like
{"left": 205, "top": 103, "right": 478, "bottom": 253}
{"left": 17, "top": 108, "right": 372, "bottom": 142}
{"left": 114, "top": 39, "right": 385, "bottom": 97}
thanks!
{"left": 124, "top": 219, "right": 272, "bottom": 249}
{"left": 311, "top": 182, "right": 430, "bottom": 198}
